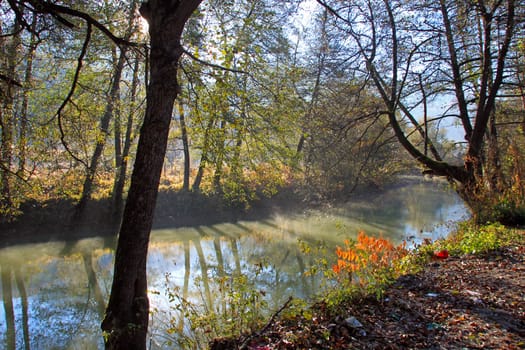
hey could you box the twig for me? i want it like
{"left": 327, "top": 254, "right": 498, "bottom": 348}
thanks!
{"left": 0, "top": 163, "right": 31, "bottom": 185}
{"left": 239, "top": 296, "right": 293, "bottom": 349}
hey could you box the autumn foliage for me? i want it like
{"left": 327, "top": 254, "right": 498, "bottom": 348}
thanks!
{"left": 332, "top": 231, "right": 408, "bottom": 287}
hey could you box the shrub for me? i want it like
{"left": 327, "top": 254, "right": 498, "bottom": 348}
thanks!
{"left": 332, "top": 231, "right": 408, "bottom": 298}
{"left": 444, "top": 221, "right": 522, "bottom": 255}
{"left": 161, "top": 266, "right": 269, "bottom": 349}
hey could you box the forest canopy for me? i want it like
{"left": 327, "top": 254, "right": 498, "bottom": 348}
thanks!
{"left": 0, "top": 0, "right": 523, "bottom": 229}
{"left": 0, "top": 0, "right": 419, "bottom": 222}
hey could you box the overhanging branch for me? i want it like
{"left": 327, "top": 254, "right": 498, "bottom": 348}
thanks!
{"left": 56, "top": 23, "right": 91, "bottom": 168}
{"left": 24, "top": 0, "right": 139, "bottom": 47}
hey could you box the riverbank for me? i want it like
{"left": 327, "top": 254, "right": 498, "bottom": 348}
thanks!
{"left": 213, "top": 227, "right": 525, "bottom": 349}
{"left": 0, "top": 175, "right": 439, "bottom": 248}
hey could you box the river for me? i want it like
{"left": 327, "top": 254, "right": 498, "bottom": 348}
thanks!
{"left": 0, "top": 179, "right": 469, "bottom": 349}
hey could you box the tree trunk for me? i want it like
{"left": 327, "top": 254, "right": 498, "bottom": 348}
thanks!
{"left": 231, "top": 70, "right": 248, "bottom": 184}
{"left": 112, "top": 53, "right": 141, "bottom": 218}
{"left": 75, "top": 55, "right": 124, "bottom": 220}
{"left": 102, "top": 1, "right": 201, "bottom": 349}
{"left": 0, "top": 19, "right": 21, "bottom": 220}
{"left": 192, "top": 115, "right": 215, "bottom": 191}
{"left": 75, "top": 9, "right": 135, "bottom": 220}
{"left": 213, "top": 119, "right": 227, "bottom": 194}
{"left": 18, "top": 15, "right": 37, "bottom": 176}
{"left": 486, "top": 108, "right": 504, "bottom": 193}
{"left": 113, "top": 52, "right": 123, "bottom": 210}
{"left": 296, "top": 9, "right": 327, "bottom": 157}
{"left": 177, "top": 100, "right": 191, "bottom": 191}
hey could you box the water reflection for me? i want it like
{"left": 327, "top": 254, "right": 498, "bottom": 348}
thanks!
{"left": 0, "top": 181, "right": 468, "bottom": 349}
{"left": 1, "top": 264, "right": 16, "bottom": 350}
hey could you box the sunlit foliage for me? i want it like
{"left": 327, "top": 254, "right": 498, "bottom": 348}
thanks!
{"left": 332, "top": 232, "right": 408, "bottom": 298}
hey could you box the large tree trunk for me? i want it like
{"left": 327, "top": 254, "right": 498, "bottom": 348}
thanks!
{"left": 101, "top": 1, "right": 201, "bottom": 349}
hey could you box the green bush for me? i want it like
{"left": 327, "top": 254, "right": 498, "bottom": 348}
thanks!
{"left": 444, "top": 222, "right": 520, "bottom": 255}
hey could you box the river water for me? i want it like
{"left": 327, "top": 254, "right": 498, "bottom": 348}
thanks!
{"left": 0, "top": 180, "right": 469, "bottom": 349}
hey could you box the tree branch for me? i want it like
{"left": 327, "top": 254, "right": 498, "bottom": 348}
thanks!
{"left": 182, "top": 48, "right": 248, "bottom": 74}
{"left": 56, "top": 23, "right": 91, "bottom": 168}
{"left": 239, "top": 296, "right": 293, "bottom": 349}
{"left": 26, "top": 0, "right": 138, "bottom": 47}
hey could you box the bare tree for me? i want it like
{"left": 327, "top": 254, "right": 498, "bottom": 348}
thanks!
{"left": 318, "top": 0, "right": 522, "bottom": 217}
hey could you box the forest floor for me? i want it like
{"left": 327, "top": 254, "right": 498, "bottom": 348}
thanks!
{"left": 217, "top": 238, "right": 525, "bottom": 349}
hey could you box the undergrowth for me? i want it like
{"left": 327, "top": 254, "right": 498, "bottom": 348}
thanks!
{"left": 159, "top": 222, "right": 523, "bottom": 349}
{"left": 331, "top": 232, "right": 408, "bottom": 300}
{"left": 157, "top": 266, "right": 269, "bottom": 349}
{"left": 399, "top": 221, "right": 523, "bottom": 274}
{"left": 320, "top": 222, "right": 523, "bottom": 317}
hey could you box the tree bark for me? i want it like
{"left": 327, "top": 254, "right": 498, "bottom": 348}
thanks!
{"left": 101, "top": 1, "right": 201, "bottom": 349}
{"left": 0, "top": 19, "right": 21, "bottom": 219}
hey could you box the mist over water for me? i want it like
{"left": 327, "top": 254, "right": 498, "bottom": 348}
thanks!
{"left": 0, "top": 180, "right": 468, "bottom": 349}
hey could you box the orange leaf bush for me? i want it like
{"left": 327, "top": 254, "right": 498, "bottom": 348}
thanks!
{"left": 332, "top": 231, "right": 408, "bottom": 288}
